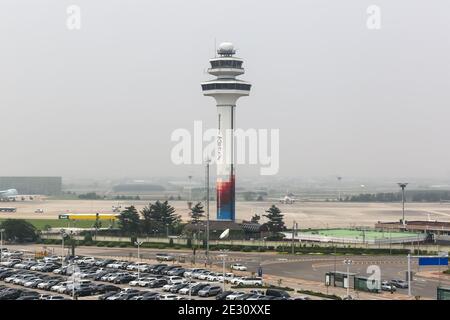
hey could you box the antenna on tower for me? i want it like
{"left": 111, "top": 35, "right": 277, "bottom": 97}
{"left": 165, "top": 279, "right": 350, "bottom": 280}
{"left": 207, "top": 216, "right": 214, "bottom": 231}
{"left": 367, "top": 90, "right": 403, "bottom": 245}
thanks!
{"left": 214, "top": 38, "right": 217, "bottom": 57}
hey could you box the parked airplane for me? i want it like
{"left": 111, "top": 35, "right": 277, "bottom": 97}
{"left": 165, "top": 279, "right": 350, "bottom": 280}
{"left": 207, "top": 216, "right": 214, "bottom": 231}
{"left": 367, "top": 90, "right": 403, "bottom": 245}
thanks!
{"left": 277, "top": 195, "right": 297, "bottom": 204}
{"left": 0, "top": 189, "right": 19, "bottom": 202}
{"left": 269, "top": 193, "right": 299, "bottom": 204}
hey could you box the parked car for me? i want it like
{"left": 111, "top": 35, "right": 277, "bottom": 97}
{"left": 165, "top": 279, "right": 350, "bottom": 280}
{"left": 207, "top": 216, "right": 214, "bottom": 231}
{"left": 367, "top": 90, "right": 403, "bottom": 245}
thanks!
{"left": 225, "top": 291, "right": 246, "bottom": 300}
{"left": 230, "top": 263, "right": 247, "bottom": 271}
{"left": 167, "top": 276, "right": 185, "bottom": 285}
{"left": 382, "top": 281, "right": 397, "bottom": 291}
{"left": 198, "top": 286, "right": 223, "bottom": 297}
{"left": 159, "top": 294, "right": 179, "bottom": 300}
{"left": 178, "top": 283, "right": 199, "bottom": 295}
{"left": 266, "top": 289, "right": 290, "bottom": 299}
{"left": 216, "top": 290, "right": 235, "bottom": 300}
{"left": 148, "top": 279, "right": 168, "bottom": 288}
{"left": 390, "top": 279, "right": 408, "bottom": 289}
{"left": 156, "top": 253, "right": 175, "bottom": 261}
{"left": 170, "top": 283, "right": 189, "bottom": 293}
{"left": 236, "top": 277, "right": 263, "bottom": 286}
{"left": 190, "top": 283, "right": 210, "bottom": 296}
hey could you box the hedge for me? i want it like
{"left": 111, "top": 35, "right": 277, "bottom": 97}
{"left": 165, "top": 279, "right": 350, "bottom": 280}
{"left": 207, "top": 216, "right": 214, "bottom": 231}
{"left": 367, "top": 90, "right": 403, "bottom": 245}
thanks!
{"left": 297, "top": 289, "right": 342, "bottom": 300}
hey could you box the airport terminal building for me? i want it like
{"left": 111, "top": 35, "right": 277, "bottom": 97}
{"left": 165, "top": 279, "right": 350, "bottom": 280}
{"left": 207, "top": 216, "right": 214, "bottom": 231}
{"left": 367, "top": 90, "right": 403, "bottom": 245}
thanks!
{"left": 0, "top": 176, "right": 62, "bottom": 195}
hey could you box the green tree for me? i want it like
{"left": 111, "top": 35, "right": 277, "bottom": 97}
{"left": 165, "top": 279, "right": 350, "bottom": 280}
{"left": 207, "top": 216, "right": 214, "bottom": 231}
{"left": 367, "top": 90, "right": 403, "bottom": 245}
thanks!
{"left": 263, "top": 205, "right": 286, "bottom": 234}
{"left": 141, "top": 203, "right": 158, "bottom": 235}
{"left": 0, "top": 219, "right": 37, "bottom": 242}
{"left": 140, "top": 200, "right": 180, "bottom": 236}
{"left": 118, "top": 206, "right": 140, "bottom": 236}
{"left": 189, "top": 202, "right": 205, "bottom": 224}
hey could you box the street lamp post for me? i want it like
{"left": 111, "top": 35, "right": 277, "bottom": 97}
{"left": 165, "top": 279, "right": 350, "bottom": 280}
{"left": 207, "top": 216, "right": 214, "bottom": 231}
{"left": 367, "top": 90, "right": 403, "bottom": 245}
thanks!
{"left": 398, "top": 183, "right": 408, "bottom": 226}
{"left": 218, "top": 251, "right": 228, "bottom": 291}
{"left": 60, "top": 229, "right": 66, "bottom": 267}
{"left": 188, "top": 276, "right": 192, "bottom": 300}
{"left": 205, "top": 159, "right": 211, "bottom": 266}
{"left": 343, "top": 259, "right": 353, "bottom": 298}
{"left": 135, "top": 240, "right": 143, "bottom": 280}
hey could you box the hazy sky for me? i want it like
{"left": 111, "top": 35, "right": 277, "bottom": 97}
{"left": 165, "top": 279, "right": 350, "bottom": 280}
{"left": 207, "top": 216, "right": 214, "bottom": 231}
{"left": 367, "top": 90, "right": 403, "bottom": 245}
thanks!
{"left": 1, "top": 0, "right": 449, "bottom": 181}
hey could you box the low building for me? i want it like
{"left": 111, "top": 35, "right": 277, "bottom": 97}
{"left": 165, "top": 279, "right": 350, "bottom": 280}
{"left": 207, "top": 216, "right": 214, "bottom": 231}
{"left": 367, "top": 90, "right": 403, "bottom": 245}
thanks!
{"left": 0, "top": 176, "right": 62, "bottom": 195}
{"left": 375, "top": 220, "right": 450, "bottom": 236}
{"left": 183, "top": 220, "right": 268, "bottom": 240}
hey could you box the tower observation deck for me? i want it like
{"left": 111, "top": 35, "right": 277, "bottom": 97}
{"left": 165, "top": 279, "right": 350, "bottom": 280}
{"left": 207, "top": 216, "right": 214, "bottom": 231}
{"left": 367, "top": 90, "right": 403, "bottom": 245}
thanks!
{"left": 201, "top": 42, "right": 251, "bottom": 221}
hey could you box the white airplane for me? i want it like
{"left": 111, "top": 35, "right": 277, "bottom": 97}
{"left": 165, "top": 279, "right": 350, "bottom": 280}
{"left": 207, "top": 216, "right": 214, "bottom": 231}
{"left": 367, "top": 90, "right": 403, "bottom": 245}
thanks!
{"left": 269, "top": 193, "right": 299, "bottom": 204}
{"left": 0, "top": 189, "right": 19, "bottom": 202}
{"left": 278, "top": 195, "right": 297, "bottom": 204}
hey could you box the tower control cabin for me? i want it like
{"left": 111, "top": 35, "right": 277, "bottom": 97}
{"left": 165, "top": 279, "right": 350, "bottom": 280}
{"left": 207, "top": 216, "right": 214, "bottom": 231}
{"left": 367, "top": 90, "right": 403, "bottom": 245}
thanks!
{"left": 201, "top": 42, "right": 252, "bottom": 221}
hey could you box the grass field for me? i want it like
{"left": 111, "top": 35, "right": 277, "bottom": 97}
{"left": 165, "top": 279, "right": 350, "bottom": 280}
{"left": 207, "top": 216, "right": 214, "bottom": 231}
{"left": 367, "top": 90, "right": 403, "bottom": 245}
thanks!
{"left": 0, "top": 219, "right": 99, "bottom": 230}
{"left": 302, "top": 228, "right": 419, "bottom": 240}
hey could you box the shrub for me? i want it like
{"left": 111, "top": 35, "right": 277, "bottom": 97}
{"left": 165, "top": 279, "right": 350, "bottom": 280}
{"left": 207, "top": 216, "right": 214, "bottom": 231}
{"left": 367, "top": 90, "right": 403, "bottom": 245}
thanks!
{"left": 84, "top": 233, "right": 93, "bottom": 242}
{"left": 119, "top": 242, "right": 127, "bottom": 248}
{"left": 96, "top": 242, "right": 105, "bottom": 247}
{"left": 169, "top": 238, "right": 174, "bottom": 247}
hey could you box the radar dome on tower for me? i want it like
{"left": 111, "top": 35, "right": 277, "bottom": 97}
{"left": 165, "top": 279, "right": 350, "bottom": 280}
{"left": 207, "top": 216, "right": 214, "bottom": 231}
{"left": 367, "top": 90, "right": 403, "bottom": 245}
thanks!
{"left": 217, "top": 42, "right": 235, "bottom": 56}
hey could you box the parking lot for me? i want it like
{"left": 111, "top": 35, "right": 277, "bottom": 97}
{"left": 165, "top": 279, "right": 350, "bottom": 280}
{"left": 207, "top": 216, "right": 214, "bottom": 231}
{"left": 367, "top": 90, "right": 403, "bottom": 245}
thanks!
{"left": 0, "top": 248, "right": 305, "bottom": 301}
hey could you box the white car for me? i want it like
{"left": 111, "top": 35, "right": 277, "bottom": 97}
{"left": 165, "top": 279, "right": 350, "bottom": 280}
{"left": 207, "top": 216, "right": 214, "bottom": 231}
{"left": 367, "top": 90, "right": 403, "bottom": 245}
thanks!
{"left": 137, "top": 278, "right": 159, "bottom": 287}
{"left": 192, "top": 270, "right": 209, "bottom": 279}
{"left": 159, "top": 294, "right": 179, "bottom": 300}
{"left": 162, "top": 284, "right": 176, "bottom": 292}
{"left": 230, "top": 263, "right": 247, "bottom": 271}
{"left": 224, "top": 273, "right": 235, "bottom": 282}
{"left": 156, "top": 253, "right": 175, "bottom": 261}
{"left": 226, "top": 291, "right": 246, "bottom": 300}
{"left": 178, "top": 284, "right": 197, "bottom": 295}
{"left": 197, "top": 271, "right": 212, "bottom": 280}
{"left": 167, "top": 276, "right": 185, "bottom": 285}
{"left": 43, "top": 256, "right": 60, "bottom": 263}
{"left": 206, "top": 273, "right": 220, "bottom": 281}
{"left": 129, "top": 279, "right": 141, "bottom": 286}
{"left": 34, "top": 209, "right": 44, "bottom": 213}
{"left": 230, "top": 277, "right": 243, "bottom": 285}
{"left": 51, "top": 281, "right": 70, "bottom": 292}
{"left": 236, "top": 277, "right": 263, "bottom": 286}
{"left": 46, "top": 296, "right": 66, "bottom": 300}
{"left": 78, "top": 257, "right": 96, "bottom": 265}
{"left": 57, "top": 282, "right": 74, "bottom": 293}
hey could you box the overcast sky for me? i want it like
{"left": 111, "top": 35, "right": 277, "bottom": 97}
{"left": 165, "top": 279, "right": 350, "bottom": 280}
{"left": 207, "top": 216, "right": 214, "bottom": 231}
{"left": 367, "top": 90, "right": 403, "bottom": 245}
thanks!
{"left": 0, "top": 0, "right": 449, "bottom": 181}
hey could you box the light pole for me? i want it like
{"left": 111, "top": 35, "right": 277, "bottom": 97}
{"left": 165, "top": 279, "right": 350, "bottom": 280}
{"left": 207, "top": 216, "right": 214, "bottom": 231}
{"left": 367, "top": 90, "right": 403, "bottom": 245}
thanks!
{"left": 343, "top": 259, "right": 353, "bottom": 298}
{"left": 60, "top": 229, "right": 66, "bottom": 267}
{"left": 188, "top": 175, "right": 193, "bottom": 210}
{"left": 188, "top": 276, "right": 192, "bottom": 300}
{"left": 398, "top": 183, "right": 408, "bottom": 226}
{"left": 0, "top": 229, "right": 4, "bottom": 265}
{"left": 291, "top": 220, "right": 296, "bottom": 255}
{"left": 218, "top": 251, "right": 228, "bottom": 291}
{"left": 205, "top": 159, "right": 211, "bottom": 265}
{"left": 135, "top": 240, "right": 143, "bottom": 280}
{"left": 337, "top": 176, "right": 342, "bottom": 201}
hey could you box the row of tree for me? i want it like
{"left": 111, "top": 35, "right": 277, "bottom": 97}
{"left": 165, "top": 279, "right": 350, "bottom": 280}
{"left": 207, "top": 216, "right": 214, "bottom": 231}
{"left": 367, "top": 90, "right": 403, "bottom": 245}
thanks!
{"left": 118, "top": 201, "right": 287, "bottom": 236}
{"left": 118, "top": 200, "right": 181, "bottom": 236}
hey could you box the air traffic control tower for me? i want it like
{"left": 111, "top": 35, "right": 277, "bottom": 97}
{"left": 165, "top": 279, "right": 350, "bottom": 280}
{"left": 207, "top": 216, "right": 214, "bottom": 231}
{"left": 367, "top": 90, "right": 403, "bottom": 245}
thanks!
{"left": 201, "top": 42, "right": 252, "bottom": 221}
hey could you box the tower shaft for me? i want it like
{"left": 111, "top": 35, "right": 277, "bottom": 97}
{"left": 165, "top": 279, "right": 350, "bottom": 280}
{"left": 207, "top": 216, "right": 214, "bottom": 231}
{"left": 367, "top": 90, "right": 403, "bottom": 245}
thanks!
{"left": 216, "top": 105, "right": 235, "bottom": 220}
{"left": 201, "top": 42, "right": 251, "bottom": 221}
